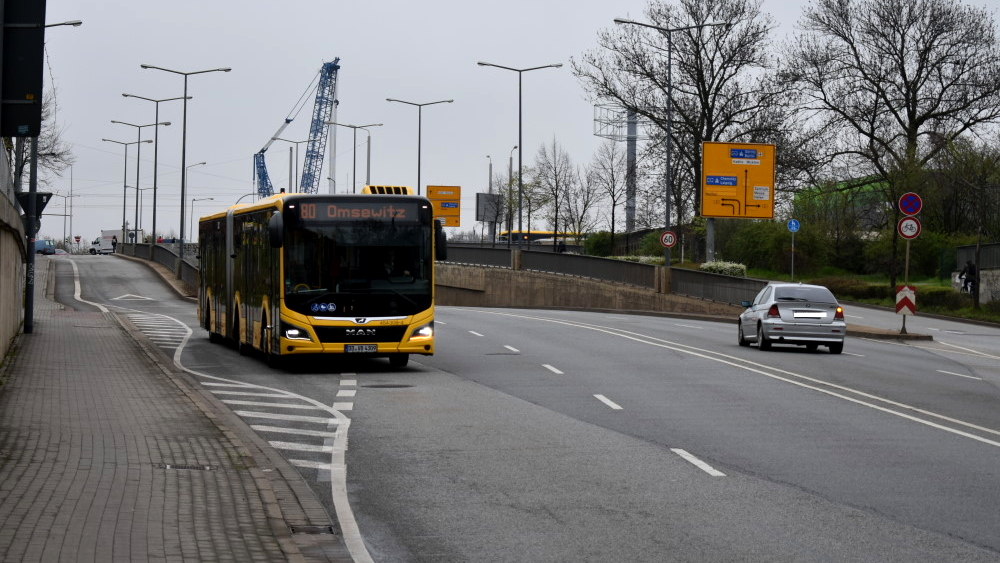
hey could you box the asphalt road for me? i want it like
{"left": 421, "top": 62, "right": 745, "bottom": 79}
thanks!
{"left": 53, "top": 255, "right": 1000, "bottom": 562}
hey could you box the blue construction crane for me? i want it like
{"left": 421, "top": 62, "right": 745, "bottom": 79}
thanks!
{"left": 254, "top": 58, "right": 341, "bottom": 198}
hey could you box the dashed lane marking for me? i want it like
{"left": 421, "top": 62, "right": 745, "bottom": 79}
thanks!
{"left": 594, "top": 394, "right": 623, "bottom": 410}
{"left": 543, "top": 364, "right": 564, "bottom": 375}
{"left": 671, "top": 448, "right": 726, "bottom": 477}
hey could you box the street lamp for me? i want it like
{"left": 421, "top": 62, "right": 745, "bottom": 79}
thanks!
{"left": 613, "top": 17, "right": 728, "bottom": 267}
{"left": 477, "top": 61, "right": 562, "bottom": 247}
{"left": 102, "top": 138, "right": 152, "bottom": 246}
{"left": 122, "top": 93, "right": 190, "bottom": 244}
{"left": 274, "top": 138, "right": 309, "bottom": 191}
{"left": 140, "top": 64, "right": 231, "bottom": 263}
{"left": 190, "top": 197, "right": 214, "bottom": 242}
{"left": 112, "top": 120, "right": 170, "bottom": 244}
{"left": 326, "top": 122, "right": 382, "bottom": 193}
{"left": 385, "top": 98, "right": 453, "bottom": 195}
{"left": 186, "top": 161, "right": 207, "bottom": 238}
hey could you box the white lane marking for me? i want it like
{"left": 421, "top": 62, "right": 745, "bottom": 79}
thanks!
{"left": 469, "top": 331, "right": 485, "bottom": 337}
{"left": 233, "top": 411, "right": 339, "bottom": 425}
{"left": 290, "top": 459, "right": 340, "bottom": 471}
{"left": 202, "top": 382, "right": 255, "bottom": 387}
{"left": 221, "top": 400, "right": 327, "bottom": 410}
{"left": 472, "top": 310, "right": 1000, "bottom": 448}
{"left": 211, "top": 391, "right": 293, "bottom": 398}
{"left": 251, "top": 425, "right": 338, "bottom": 439}
{"left": 937, "top": 340, "right": 1000, "bottom": 360}
{"left": 337, "top": 390, "right": 357, "bottom": 398}
{"left": 269, "top": 441, "right": 335, "bottom": 454}
{"left": 332, "top": 402, "right": 354, "bottom": 411}
{"left": 675, "top": 324, "right": 703, "bottom": 330}
{"left": 504, "top": 345, "right": 520, "bottom": 353}
{"left": 845, "top": 313, "right": 864, "bottom": 319}
{"left": 937, "top": 369, "right": 983, "bottom": 381}
{"left": 594, "top": 394, "right": 623, "bottom": 410}
{"left": 671, "top": 448, "right": 726, "bottom": 477}
{"left": 341, "top": 379, "right": 357, "bottom": 386}
{"left": 844, "top": 352, "right": 865, "bottom": 357}
{"left": 542, "top": 364, "right": 564, "bottom": 375}
{"left": 69, "top": 260, "right": 108, "bottom": 312}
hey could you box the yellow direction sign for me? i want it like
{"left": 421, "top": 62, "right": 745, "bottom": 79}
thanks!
{"left": 701, "top": 142, "right": 775, "bottom": 219}
{"left": 427, "top": 185, "right": 461, "bottom": 226}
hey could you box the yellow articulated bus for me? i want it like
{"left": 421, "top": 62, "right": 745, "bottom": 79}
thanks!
{"left": 198, "top": 187, "right": 446, "bottom": 368}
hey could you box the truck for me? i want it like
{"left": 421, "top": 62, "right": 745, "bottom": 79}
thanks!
{"left": 88, "top": 229, "right": 125, "bottom": 255}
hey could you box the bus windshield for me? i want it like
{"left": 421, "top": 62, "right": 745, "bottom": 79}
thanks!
{"left": 282, "top": 219, "right": 432, "bottom": 318}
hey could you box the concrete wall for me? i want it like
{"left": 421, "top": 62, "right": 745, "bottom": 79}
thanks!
{"left": 435, "top": 263, "right": 743, "bottom": 318}
{"left": 0, "top": 151, "right": 26, "bottom": 360}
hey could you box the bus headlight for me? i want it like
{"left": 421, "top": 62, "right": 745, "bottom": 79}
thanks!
{"left": 408, "top": 321, "right": 433, "bottom": 342}
{"left": 282, "top": 322, "right": 313, "bottom": 341}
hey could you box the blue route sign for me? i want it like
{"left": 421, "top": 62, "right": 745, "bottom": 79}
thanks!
{"left": 787, "top": 219, "right": 800, "bottom": 233}
{"left": 705, "top": 175, "right": 738, "bottom": 186}
{"left": 899, "top": 192, "right": 922, "bottom": 216}
{"left": 730, "top": 148, "right": 760, "bottom": 159}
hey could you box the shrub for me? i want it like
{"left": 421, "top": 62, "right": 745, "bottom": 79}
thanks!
{"left": 584, "top": 231, "right": 613, "bottom": 257}
{"left": 700, "top": 261, "right": 747, "bottom": 277}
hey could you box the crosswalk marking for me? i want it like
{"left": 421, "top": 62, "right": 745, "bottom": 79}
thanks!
{"left": 221, "top": 399, "right": 327, "bottom": 410}
{"left": 269, "top": 441, "right": 335, "bottom": 454}
{"left": 251, "top": 425, "right": 339, "bottom": 439}
{"left": 233, "top": 411, "right": 339, "bottom": 425}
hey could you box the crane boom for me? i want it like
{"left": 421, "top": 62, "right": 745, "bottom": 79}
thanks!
{"left": 254, "top": 58, "right": 341, "bottom": 198}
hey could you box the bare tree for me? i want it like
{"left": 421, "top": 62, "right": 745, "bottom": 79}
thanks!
{"left": 562, "top": 166, "right": 604, "bottom": 240}
{"left": 782, "top": 0, "right": 1000, "bottom": 287}
{"left": 573, "top": 0, "right": 791, "bottom": 232}
{"left": 590, "top": 140, "right": 628, "bottom": 247}
{"left": 532, "top": 139, "right": 576, "bottom": 250}
{"left": 6, "top": 89, "right": 75, "bottom": 190}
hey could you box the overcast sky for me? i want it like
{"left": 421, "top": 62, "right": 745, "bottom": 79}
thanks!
{"left": 37, "top": 0, "right": 994, "bottom": 244}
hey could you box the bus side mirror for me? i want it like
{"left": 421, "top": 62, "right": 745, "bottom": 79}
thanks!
{"left": 434, "top": 219, "right": 448, "bottom": 261}
{"left": 268, "top": 212, "right": 283, "bottom": 248}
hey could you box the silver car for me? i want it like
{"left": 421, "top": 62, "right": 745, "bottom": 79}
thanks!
{"left": 738, "top": 283, "right": 846, "bottom": 354}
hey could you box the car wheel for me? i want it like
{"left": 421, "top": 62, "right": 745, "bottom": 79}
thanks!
{"left": 738, "top": 322, "right": 750, "bottom": 347}
{"left": 757, "top": 324, "right": 771, "bottom": 351}
{"left": 828, "top": 342, "right": 844, "bottom": 354}
{"left": 89, "top": 248, "right": 97, "bottom": 255}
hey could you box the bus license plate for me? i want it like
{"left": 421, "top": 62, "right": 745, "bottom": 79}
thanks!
{"left": 345, "top": 344, "right": 377, "bottom": 353}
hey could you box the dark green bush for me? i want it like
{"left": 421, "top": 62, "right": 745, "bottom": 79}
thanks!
{"left": 584, "top": 231, "right": 613, "bottom": 257}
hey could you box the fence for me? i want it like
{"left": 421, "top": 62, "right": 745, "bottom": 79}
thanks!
{"left": 443, "top": 243, "right": 763, "bottom": 306}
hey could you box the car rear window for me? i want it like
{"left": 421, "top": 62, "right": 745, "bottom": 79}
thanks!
{"left": 773, "top": 286, "right": 837, "bottom": 303}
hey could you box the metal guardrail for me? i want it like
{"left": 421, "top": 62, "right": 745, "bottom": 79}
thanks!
{"left": 670, "top": 268, "right": 768, "bottom": 306}
{"left": 443, "top": 244, "right": 765, "bottom": 305}
{"left": 122, "top": 242, "right": 199, "bottom": 292}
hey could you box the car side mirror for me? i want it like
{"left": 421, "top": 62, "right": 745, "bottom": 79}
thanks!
{"left": 741, "top": 300, "right": 751, "bottom": 307}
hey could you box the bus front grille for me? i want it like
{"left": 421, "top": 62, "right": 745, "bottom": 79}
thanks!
{"left": 313, "top": 326, "right": 409, "bottom": 343}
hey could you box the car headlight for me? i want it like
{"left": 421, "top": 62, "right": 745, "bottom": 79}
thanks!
{"left": 408, "top": 321, "right": 433, "bottom": 342}
{"left": 282, "top": 322, "right": 313, "bottom": 341}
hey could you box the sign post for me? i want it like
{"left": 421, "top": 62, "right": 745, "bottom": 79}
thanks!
{"left": 787, "top": 219, "right": 800, "bottom": 281}
{"left": 896, "top": 193, "right": 922, "bottom": 334}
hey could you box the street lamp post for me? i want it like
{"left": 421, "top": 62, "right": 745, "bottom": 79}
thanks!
{"left": 385, "top": 98, "right": 453, "bottom": 195}
{"left": 613, "top": 17, "right": 728, "bottom": 267}
{"left": 185, "top": 161, "right": 207, "bottom": 237}
{"left": 111, "top": 120, "right": 170, "bottom": 243}
{"left": 122, "top": 93, "right": 189, "bottom": 244}
{"left": 326, "top": 122, "right": 382, "bottom": 193}
{"left": 102, "top": 138, "right": 152, "bottom": 247}
{"left": 477, "top": 62, "right": 562, "bottom": 247}
{"left": 140, "top": 64, "right": 231, "bottom": 265}
{"left": 274, "top": 138, "right": 308, "bottom": 191}
{"left": 190, "top": 197, "right": 214, "bottom": 242}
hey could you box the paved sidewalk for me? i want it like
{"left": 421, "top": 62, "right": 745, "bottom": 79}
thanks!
{"left": 0, "top": 259, "right": 352, "bottom": 563}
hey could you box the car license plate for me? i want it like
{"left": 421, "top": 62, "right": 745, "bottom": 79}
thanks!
{"left": 345, "top": 344, "right": 377, "bottom": 353}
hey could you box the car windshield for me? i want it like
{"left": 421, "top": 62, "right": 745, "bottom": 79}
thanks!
{"left": 773, "top": 286, "right": 837, "bottom": 303}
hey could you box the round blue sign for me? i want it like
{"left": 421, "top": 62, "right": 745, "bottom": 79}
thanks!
{"left": 787, "top": 219, "right": 800, "bottom": 233}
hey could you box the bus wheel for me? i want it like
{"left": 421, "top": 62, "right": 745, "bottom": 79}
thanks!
{"left": 206, "top": 300, "right": 221, "bottom": 343}
{"left": 262, "top": 321, "right": 282, "bottom": 368}
{"left": 389, "top": 354, "right": 409, "bottom": 368}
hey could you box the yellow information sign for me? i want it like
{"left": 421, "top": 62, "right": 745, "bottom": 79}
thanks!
{"left": 427, "top": 185, "right": 461, "bottom": 226}
{"left": 701, "top": 142, "right": 775, "bottom": 219}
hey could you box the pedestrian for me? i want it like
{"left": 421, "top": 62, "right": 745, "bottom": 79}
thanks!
{"left": 111, "top": 235, "right": 118, "bottom": 253}
{"left": 959, "top": 260, "right": 977, "bottom": 293}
